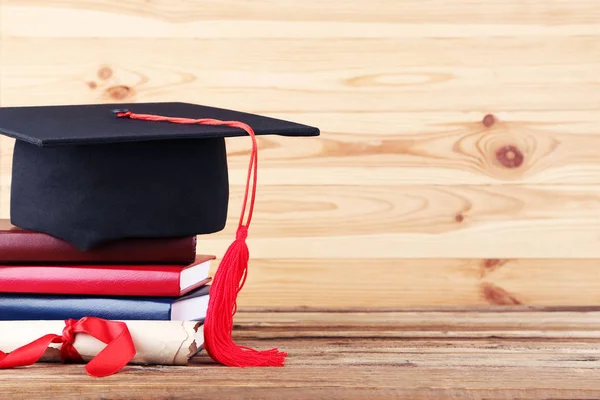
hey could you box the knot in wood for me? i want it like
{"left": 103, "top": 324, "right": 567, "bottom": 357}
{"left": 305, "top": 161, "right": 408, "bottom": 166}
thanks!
{"left": 106, "top": 85, "right": 132, "bottom": 100}
{"left": 97, "top": 66, "right": 113, "bottom": 80}
{"left": 482, "top": 114, "right": 495, "bottom": 128}
{"left": 495, "top": 145, "right": 523, "bottom": 168}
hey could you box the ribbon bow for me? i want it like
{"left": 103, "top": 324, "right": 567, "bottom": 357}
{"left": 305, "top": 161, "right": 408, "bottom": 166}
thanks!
{"left": 0, "top": 317, "right": 136, "bottom": 377}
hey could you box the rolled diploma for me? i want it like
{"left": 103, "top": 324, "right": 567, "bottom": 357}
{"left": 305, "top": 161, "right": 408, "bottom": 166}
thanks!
{"left": 0, "top": 320, "right": 204, "bottom": 366}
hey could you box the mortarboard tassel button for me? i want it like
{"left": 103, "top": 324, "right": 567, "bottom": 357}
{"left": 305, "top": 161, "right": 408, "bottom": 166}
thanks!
{"left": 111, "top": 108, "right": 132, "bottom": 118}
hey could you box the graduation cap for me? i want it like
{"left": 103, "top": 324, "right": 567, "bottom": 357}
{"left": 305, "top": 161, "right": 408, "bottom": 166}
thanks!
{"left": 0, "top": 101, "right": 320, "bottom": 367}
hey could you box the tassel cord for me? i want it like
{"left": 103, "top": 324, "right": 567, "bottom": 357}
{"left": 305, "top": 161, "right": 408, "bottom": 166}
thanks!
{"left": 116, "top": 111, "right": 287, "bottom": 367}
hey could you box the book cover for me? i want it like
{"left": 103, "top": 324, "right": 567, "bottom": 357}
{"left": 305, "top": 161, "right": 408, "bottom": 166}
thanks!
{"left": 0, "top": 255, "right": 215, "bottom": 297}
{"left": 0, "top": 220, "right": 197, "bottom": 264}
{"left": 0, "top": 285, "right": 210, "bottom": 321}
{"left": 0, "top": 255, "right": 214, "bottom": 297}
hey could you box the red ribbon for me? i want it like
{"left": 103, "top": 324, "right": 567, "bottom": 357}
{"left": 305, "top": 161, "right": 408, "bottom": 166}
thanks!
{"left": 0, "top": 317, "right": 136, "bottom": 377}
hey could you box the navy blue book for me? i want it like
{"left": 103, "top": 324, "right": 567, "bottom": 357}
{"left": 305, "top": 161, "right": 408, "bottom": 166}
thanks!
{"left": 0, "top": 285, "right": 209, "bottom": 321}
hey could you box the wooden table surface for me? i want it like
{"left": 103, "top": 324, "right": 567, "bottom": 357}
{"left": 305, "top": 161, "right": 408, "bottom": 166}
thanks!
{"left": 2, "top": 309, "right": 599, "bottom": 399}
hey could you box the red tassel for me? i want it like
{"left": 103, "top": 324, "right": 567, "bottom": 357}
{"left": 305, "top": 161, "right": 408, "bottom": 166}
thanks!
{"left": 116, "top": 110, "right": 287, "bottom": 367}
{"left": 203, "top": 225, "right": 287, "bottom": 366}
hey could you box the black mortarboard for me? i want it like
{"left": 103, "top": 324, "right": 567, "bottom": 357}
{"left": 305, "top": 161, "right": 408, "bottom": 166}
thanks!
{"left": 0, "top": 102, "right": 319, "bottom": 250}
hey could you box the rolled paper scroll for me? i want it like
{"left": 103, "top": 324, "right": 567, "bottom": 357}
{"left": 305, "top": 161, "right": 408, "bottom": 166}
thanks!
{"left": 0, "top": 320, "right": 204, "bottom": 366}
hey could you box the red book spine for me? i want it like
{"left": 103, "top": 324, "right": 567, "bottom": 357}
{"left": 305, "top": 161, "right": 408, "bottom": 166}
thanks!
{"left": 0, "top": 256, "right": 214, "bottom": 297}
{"left": 0, "top": 220, "right": 196, "bottom": 264}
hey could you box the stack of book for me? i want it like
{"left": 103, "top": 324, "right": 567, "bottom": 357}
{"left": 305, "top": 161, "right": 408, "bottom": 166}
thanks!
{"left": 0, "top": 220, "right": 212, "bottom": 323}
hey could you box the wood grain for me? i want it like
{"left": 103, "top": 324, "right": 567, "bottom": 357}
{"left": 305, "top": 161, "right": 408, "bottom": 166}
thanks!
{"left": 5, "top": 0, "right": 600, "bottom": 26}
{"left": 3, "top": 0, "right": 600, "bottom": 38}
{"left": 192, "top": 184, "right": 600, "bottom": 259}
{"left": 5, "top": 110, "right": 600, "bottom": 185}
{"left": 3, "top": 37, "right": 600, "bottom": 185}
{"left": 232, "top": 310, "right": 600, "bottom": 335}
{"left": 5, "top": 183, "right": 600, "bottom": 258}
{"left": 2, "top": 38, "right": 600, "bottom": 114}
{"left": 225, "top": 258, "right": 600, "bottom": 308}
{"left": 2, "top": 0, "right": 600, "bottom": 310}
{"left": 2, "top": 311, "right": 600, "bottom": 399}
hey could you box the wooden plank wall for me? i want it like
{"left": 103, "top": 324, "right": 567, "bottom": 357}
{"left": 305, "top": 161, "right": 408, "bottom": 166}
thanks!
{"left": 1, "top": 0, "right": 599, "bottom": 309}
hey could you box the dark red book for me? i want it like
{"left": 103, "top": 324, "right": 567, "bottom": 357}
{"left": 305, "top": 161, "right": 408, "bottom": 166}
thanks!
{"left": 0, "top": 255, "right": 214, "bottom": 297}
{"left": 0, "top": 220, "right": 197, "bottom": 264}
